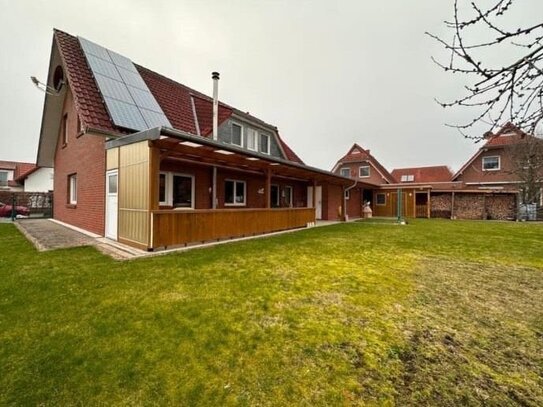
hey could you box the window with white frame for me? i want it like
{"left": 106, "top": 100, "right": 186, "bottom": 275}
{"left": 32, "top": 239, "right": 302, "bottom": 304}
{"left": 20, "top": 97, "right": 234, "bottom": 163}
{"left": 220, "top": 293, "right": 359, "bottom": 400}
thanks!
{"left": 68, "top": 174, "right": 77, "bottom": 204}
{"left": 344, "top": 190, "right": 350, "bottom": 200}
{"left": 159, "top": 173, "right": 167, "bottom": 205}
{"left": 359, "top": 166, "right": 370, "bottom": 178}
{"left": 158, "top": 172, "right": 195, "bottom": 208}
{"left": 246, "top": 128, "right": 258, "bottom": 151}
{"left": 340, "top": 167, "right": 350, "bottom": 177}
{"left": 225, "top": 180, "right": 246, "bottom": 206}
{"left": 376, "top": 193, "right": 386, "bottom": 205}
{"left": 260, "top": 133, "right": 270, "bottom": 154}
{"left": 482, "top": 155, "right": 500, "bottom": 171}
{"left": 0, "top": 171, "right": 8, "bottom": 187}
{"left": 284, "top": 186, "right": 293, "bottom": 207}
{"left": 231, "top": 123, "right": 243, "bottom": 146}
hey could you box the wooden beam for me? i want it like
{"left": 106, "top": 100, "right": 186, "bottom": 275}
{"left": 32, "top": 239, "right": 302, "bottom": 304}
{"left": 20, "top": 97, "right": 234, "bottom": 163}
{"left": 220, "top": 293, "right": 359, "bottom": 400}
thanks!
{"left": 265, "top": 169, "right": 272, "bottom": 208}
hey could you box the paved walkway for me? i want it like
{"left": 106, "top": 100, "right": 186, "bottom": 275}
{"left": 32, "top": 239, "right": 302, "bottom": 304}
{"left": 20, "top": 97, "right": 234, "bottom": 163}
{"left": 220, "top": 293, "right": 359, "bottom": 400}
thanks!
{"left": 14, "top": 219, "right": 143, "bottom": 260}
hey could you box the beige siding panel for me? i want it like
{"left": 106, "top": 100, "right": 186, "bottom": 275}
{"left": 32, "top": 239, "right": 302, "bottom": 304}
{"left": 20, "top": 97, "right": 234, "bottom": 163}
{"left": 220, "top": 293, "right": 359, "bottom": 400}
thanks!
{"left": 118, "top": 141, "right": 150, "bottom": 246}
{"left": 106, "top": 147, "right": 119, "bottom": 170}
{"left": 118, "top": 209, "right": 149, "bottom": 246}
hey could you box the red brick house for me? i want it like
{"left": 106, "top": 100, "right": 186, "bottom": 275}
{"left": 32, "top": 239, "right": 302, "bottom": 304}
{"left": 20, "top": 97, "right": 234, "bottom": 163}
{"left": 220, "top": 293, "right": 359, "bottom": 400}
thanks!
{"left": 332, "top": 124, "right": 542, "bottom": 220}
{"left": 36, "top": 30, "right": 371, "bottom": 250}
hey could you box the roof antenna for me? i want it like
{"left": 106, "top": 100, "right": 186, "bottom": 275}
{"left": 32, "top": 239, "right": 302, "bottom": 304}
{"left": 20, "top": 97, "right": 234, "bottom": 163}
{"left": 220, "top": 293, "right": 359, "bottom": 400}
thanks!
{"left": 30, "top": 76, "right": 64, "bottom": 96}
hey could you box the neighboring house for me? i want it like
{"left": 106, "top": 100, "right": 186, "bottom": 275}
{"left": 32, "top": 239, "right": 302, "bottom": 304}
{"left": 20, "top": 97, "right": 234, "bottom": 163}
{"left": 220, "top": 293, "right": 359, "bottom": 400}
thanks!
{"left": 36, "top": 29, "right": 371, "bottom": 250}
{"left": 0, "top": 160, "right": 50, "bottom": 192}
{"left": 15, "top": 167, "right": 54, "bottom": 192}
{"left": 331, "top": 143, "right": 395, "bottom": 218}
{"left": 332, "top": 124, "right": 541, "bottom": 220}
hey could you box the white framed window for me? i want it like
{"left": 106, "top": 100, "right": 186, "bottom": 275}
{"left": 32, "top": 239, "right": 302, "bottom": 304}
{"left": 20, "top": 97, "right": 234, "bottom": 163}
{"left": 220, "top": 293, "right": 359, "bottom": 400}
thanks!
{"left": 344, "top": 190, "right": 350, "bottom": 200}
{"left": 225, "top": 179, "right": 246, "bottom": 206}
{"left": 159, "top": 172, "right": 168, "bottom": 205}
{"left": 246, "top": 128, "right": 258, "bottom": 151}
{"left": 284, "top": 186, "right": 293, "bottom": 207}
{"left": 260, "top": 133, "right": 270, "bottom": 154}
{"left": 400, "top": 175, "right": 414, "bottom": 182}
{"left": 376, "top": 193, "right": 386, "bottom": 206}
{"left": 231, "top": 122, "right": 243, "bottom": 146}
{"left": 172, "top": 174, "right": 195, "bottom": 209}
{"left": 68, "top": 174, "right": 77, "bottom": 204}
{"left": 158, "top": 172, "right": 195, "bottom": 209}
{"left": 340, "top": 167, "right": 350, "bottom": 177}
{"left": 482, "top": 155, "right": 500, "bottom": 171}
{"left": 359, "top": 166, "right": 370, "bottom": 178}
{"left": 0, "top": 171, "right": 8, "bottom": 187}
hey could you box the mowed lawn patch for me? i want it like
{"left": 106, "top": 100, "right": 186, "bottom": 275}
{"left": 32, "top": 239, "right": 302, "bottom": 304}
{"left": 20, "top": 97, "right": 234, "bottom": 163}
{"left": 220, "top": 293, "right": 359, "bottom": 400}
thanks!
{"left": 0, "top": 220, "right": 541, "bottom": 405}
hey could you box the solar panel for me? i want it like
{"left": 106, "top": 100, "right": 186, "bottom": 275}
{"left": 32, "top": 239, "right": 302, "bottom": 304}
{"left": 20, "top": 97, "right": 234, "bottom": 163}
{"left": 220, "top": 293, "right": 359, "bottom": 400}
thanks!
{"left": 78, "top": 36, "right": 171, "bottom": 132}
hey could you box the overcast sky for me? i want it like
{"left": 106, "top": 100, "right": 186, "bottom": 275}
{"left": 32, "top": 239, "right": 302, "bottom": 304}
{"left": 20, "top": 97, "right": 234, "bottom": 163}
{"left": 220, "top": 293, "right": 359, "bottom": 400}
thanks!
{"left": 1, "top": 0, "right": 541, "bottom": 172}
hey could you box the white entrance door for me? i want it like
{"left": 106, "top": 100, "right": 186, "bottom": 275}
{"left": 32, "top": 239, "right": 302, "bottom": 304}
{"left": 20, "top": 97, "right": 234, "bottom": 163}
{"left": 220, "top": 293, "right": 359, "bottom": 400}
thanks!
{"left": 105, "top": 170, "right": 118, "bottom": 240}
{"left": 307, "top": 186, "right": 323, "bottom": 219}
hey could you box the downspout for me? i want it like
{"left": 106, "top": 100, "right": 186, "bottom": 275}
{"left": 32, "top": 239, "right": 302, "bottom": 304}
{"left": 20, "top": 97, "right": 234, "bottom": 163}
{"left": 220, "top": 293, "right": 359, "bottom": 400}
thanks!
{"left": 343, "top": 179, "right": 358, "bottom": 221}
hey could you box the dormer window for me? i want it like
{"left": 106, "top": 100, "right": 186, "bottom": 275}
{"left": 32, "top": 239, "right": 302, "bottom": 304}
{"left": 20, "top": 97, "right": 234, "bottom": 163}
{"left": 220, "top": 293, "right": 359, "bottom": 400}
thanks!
{"left": 246, "top": 128, "right": 258, "bottom": 151}
{"left": 482, "top": 156, "right": 500, "bottom": 171}
{"left": 340, "top": 168, "right": 350, "bottom": 177}
{"left": 401, "top": 175, "right": 414, "bottom": 182}
{"left": 231, "top": 123, "right": 243, "bottom": 146}
{"left": 260, "top": 134, "right": 270, "bottom": 154}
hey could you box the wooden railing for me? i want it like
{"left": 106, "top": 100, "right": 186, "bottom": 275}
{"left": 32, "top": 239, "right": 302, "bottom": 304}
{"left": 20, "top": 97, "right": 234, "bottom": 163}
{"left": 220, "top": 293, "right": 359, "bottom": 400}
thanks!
{"left": 151, "top": 207, "right": 316, "bottom": 249}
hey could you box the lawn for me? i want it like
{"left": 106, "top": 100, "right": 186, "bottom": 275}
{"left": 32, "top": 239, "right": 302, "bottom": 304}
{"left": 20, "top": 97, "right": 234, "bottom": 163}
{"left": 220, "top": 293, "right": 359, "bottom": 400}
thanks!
{"left": 0, "top": 220, "right": 542, "bottom": 406}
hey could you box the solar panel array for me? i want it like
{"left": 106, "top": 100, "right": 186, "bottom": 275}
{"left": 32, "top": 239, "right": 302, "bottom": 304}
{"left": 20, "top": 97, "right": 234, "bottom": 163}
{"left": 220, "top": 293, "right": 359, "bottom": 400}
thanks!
{"left": 78, "top": 37, "right": 172, "bottom": 131}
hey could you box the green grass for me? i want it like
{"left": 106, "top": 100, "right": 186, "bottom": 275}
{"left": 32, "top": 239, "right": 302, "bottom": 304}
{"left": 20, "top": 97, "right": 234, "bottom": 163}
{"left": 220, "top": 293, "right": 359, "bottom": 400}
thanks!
{"left": 0, "top": 220, "right": 541, "bottom": 406}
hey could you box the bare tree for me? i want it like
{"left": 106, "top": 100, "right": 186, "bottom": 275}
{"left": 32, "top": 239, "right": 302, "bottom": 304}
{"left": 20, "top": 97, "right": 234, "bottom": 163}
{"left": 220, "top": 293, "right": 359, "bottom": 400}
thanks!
{"left": 510, "top": 131, "right": 543, "bottom": 204}
{"left": 427, "top": 0, "right": 543, "bottom": 139}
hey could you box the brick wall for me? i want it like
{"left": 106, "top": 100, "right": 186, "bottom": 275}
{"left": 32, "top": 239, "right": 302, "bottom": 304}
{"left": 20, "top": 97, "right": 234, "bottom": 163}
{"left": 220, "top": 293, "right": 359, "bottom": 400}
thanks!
{"left": 53, "top": 89, "right": 106, "bottom": 235}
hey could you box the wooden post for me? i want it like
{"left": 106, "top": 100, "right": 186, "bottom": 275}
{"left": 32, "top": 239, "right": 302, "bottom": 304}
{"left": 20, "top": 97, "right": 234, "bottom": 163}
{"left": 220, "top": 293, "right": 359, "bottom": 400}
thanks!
{"left": 427, "top": 189, "right": 431, "bottom": 218}
{"left": 212, "top": 166, "right": 217, "bottom": 209}
{"left": 265, "top": 169, "right": 271, "bottom": 208}
{"left": 148, "top": 144, "right": 160, "bottom": 250}
{"left": 451, "top": 191, "right": 455, "bottom": 219}
{"left": 312, "top": 180, "right": 317, "bottom": 209}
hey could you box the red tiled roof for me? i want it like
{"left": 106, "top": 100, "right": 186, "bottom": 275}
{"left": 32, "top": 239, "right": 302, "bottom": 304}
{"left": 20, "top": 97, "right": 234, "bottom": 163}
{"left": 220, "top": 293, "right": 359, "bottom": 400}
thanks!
{"left": 391, "top": 165, "right": 453, "bottom": 183}
{"left": 54, "top": 29, "right": 304, "bottom": 164}
{"left": 54, "top": 30, "right": 115, "bottom": 133}
{"left": 14, "top": 163, "right": 38, "bottom": 181}
{"left": 191, "top": 94, "right": 232, "bottom": 136}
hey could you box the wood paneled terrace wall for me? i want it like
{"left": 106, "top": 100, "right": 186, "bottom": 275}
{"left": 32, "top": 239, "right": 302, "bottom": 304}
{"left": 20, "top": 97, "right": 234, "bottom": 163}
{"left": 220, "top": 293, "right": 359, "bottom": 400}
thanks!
{"left": 151, "top": 207, "right": 315, "bottom": 249}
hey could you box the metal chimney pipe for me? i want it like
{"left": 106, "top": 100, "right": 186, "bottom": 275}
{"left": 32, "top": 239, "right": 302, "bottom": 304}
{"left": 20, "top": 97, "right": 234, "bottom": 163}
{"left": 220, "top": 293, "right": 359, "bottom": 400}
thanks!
{"left": 212, "top": 71, "right": 220, "bottom": 140}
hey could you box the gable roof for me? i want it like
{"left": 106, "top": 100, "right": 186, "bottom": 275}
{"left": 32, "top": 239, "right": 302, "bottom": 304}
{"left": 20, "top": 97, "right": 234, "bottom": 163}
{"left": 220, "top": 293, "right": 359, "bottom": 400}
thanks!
{"left": 332, "top": 143, "right": 395, "bottom": 183}
{"left": 50, "top": 29, "right": 303, "bottom": 164}
{"left": 391, "top": 165, "right": 453, "bottom": 183}
{"left": 452, "top": 122, "right": 527, "bottom": 180}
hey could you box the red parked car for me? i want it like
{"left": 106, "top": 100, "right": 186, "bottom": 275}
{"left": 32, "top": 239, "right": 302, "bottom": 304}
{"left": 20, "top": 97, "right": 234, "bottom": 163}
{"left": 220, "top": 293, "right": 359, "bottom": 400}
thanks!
{"left": 0, "top": 201, "right": 30, "bottom": 218}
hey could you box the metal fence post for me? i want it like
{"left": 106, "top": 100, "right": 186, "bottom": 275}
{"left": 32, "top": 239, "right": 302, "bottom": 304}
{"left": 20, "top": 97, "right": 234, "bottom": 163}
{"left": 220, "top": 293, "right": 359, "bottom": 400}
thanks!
{"left": 11, "top": 193, "right": 16, "bottom": 221}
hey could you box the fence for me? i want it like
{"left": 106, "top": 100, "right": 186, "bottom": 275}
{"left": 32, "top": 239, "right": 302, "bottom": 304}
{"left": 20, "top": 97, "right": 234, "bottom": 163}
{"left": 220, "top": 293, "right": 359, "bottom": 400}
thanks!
{"left": 0, "top": 191, "right": 53, "bottom": 218}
